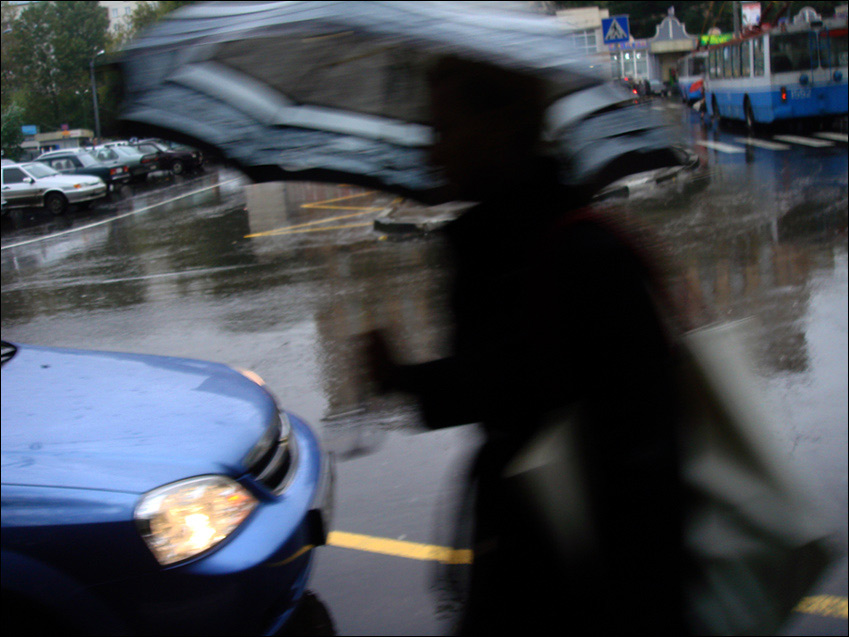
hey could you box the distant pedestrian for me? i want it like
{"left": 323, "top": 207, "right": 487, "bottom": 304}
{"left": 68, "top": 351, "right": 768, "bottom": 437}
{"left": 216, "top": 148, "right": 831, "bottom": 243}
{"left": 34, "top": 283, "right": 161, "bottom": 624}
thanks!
{"left": 363, "top": 55, "right": 688, "bottom": 635}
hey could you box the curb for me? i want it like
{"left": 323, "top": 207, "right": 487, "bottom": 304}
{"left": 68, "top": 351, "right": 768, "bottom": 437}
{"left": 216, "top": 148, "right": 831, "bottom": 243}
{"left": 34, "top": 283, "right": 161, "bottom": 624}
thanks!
{"left": 373, "top": 202, "right": 472, "bottom": 235}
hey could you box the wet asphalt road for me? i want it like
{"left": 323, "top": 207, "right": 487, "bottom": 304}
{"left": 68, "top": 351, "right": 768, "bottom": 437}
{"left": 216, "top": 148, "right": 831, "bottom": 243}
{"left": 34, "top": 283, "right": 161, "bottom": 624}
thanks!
{"left": 2, "top": 101, "right": 847, "bottom": 635}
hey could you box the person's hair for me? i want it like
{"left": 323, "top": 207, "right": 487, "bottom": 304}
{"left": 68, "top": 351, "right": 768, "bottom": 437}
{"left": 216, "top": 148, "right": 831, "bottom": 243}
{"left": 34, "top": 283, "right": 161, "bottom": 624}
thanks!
{"left": 428, "top": 55, "right": 547, "bottom": 152}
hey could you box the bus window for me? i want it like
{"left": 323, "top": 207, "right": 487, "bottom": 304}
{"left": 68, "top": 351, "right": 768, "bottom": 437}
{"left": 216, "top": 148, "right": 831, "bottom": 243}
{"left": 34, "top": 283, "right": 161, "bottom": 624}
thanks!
{"left": 741, "top": 40, "right": 751, "bottom": 76}
{"left": 820, "top": 28, "right": 849, "bottom": 68}
{"left": 732, "top": 44, "right": 741, "bottom": 77}
{"left": 693, "top": 55, "right": 706, "bottom": 76}
{"left": 723, "top": 46, "right": 733, "bottom": 78}
{"left": 753, "top": 37, "right": 765, "bottom": 75}
{"left": 771, "top": 32, "right": 814, "bottom": 72}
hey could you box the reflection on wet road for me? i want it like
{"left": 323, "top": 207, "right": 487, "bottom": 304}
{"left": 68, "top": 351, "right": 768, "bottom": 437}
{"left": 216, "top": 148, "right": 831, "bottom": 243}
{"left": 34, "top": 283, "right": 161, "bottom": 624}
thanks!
{"left": 2, "top": 102, "right": 847, "bottom": 635}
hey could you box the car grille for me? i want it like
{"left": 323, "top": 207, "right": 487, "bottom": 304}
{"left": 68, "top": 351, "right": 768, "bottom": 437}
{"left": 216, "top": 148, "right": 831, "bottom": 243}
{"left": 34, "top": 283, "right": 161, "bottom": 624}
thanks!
{"left": 247, "top": 414, "right": 297, "bottom": 495}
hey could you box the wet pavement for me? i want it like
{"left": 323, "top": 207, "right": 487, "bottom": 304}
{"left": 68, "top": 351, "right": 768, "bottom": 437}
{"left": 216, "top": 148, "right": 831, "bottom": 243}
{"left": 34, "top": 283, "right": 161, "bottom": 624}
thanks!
{"left": 1, "top": 100, "right": 847, "bottom": 634}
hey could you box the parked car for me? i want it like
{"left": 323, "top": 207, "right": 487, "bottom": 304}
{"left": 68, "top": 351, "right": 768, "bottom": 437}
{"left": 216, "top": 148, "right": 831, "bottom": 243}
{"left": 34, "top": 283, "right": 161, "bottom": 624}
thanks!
{"left": 37, "top": 148, "right": 131, "bottom": 191}
{"left": 1, "top": 340, "right": 333, "bottom": 636}
{"left": 93, "top": 145, "right": 159, "bottom": 182}
{"left": 128, "top": 139, "right": 204, "bottom": 175}
{"left": 1, "top": 161, "right": 107, "bottom": 215}
{"left": 648, "top": 79, "right": 667, "bottom": 97}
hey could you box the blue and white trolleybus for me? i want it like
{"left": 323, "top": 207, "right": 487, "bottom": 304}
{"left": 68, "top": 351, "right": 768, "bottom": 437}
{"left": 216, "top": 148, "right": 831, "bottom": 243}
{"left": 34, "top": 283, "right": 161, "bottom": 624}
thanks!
{"left": 677, "top": 51, "right": 708, "bottom": 103}
{"left": 704, "top": 12, "right": 847, "bottom": 128}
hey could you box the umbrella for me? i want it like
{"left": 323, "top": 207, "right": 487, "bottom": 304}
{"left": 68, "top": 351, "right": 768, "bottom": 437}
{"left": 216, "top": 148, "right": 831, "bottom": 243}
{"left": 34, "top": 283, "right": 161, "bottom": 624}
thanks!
{"left": 117, "top": 1, "right": 691, "bottom": 204}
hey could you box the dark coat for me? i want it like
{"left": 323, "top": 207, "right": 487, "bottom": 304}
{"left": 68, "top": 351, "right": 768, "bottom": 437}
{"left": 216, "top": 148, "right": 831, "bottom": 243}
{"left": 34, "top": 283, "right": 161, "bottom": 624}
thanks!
{"left": 398, "top": 172, "right": 687, "bottom": 634}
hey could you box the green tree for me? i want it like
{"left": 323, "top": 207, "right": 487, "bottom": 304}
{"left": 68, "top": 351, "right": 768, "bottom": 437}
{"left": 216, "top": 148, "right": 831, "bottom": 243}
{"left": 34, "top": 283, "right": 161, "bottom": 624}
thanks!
{"left": 1, "top": 1, "right": 20, "bottom": 107}
{"left": 9, "top": 1, "right": 108, "bottom": 132}
{"left": 1, "top": 102, "right": 25, "bottom": 160}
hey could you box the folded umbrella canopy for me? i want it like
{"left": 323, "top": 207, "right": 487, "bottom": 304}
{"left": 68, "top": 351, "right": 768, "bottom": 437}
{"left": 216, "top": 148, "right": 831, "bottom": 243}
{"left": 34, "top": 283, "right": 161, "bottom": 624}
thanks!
{"left": 117, "top": 1, "right": 691, "bottom": 204}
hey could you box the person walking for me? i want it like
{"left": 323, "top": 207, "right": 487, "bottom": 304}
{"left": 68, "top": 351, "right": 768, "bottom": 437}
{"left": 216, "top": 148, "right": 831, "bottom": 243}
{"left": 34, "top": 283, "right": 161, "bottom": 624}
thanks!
{"left": 364, "top": 56, "right": 688, "bottom": 635}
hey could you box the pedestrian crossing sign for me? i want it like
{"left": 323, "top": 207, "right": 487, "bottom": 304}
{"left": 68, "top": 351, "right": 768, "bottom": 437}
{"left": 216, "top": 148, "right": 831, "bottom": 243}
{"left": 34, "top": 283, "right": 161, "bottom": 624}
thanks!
{"left": 602, "top": 16, "right": 630, "bottom": 44}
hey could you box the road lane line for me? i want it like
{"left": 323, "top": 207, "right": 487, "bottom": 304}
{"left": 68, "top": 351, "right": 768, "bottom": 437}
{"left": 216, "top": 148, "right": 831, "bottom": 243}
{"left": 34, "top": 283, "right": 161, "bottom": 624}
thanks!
{"left": 695, "top": 140, "right": 746, "bottom": 154}
{"left": 1, "top": 178, "right": 243, "bottom": 251}
{"left": 773, "top": 134, "right": 834, "bottom": 147}
{"left": 795, "top": 595, "right": 848, "bottom": 619}
{"left": 814, "top": 131, "right": 849, "bottom": 143}
{"left": 734, "top": 137, "right": 791, "bottom": 150}
{"left": 260, "top": 222, "right": 375, "bottom": 236}
{"left": 323, "top": 530, "right": 847, "bottom": 620}
{"left": 300, "top": 191, "right": 378, "bottom": 208}
{"left": 245, "top": 193, "right": 402, "bottom": 238}
{"left": 244, "top": 210, "right": 384, "bottom": 238}
{"left": 326, "top": 531, "right": 473, "bottom": 565}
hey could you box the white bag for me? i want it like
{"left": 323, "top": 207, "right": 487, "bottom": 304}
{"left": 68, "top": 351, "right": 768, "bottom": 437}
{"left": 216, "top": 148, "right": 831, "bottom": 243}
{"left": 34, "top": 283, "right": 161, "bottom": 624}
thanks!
{"left": 504, "top": 321, "right": 835, "bottom": 636}
{"left": 679, "top": 322, "right": 834, "bottom": 635}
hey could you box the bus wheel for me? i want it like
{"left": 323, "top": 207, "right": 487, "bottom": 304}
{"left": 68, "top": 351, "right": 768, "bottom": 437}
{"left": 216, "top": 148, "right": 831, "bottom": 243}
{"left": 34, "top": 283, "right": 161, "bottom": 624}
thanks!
{"left": 745, "top": 99, "right": 757, "bottom": 134}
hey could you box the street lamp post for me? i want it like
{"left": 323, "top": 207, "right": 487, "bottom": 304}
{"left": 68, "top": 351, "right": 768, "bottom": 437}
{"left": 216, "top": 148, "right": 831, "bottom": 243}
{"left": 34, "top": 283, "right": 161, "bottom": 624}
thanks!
{"left": 90, "top": 49, "right": 105, "bottom": 141}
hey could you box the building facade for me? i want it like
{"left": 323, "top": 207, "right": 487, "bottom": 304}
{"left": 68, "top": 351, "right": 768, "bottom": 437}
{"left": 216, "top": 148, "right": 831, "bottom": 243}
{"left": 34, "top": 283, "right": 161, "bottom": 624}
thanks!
{"left": 648, "top": 11, "right": 698, "bottom": 85}
{"left": 555, "top": 6, "right": 613, "bottom": 78}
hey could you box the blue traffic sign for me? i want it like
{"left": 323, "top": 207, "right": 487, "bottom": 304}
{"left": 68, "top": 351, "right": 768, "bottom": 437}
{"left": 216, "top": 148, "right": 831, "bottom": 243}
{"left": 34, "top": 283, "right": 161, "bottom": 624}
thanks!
{"left": 602, "top": 15, "right": 630, "bottom": 44}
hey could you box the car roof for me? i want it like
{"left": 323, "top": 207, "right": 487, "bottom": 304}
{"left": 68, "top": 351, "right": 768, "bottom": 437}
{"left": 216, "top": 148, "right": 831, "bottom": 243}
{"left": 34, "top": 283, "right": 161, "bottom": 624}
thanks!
{"left": 40, "top": 148, "right": 93, "bottom": 156}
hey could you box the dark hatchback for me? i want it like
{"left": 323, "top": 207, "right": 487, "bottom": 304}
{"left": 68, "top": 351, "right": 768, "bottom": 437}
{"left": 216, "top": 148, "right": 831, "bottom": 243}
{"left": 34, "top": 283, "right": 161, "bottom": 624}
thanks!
{"left": 36, "top": 148, "right": 131, "bottom": 191}
{"left": 95, "top": 145, "right": 159, "bottom": 183}
{"left": 130, "top": 140, "right": 204, "bottom": 176}
{"left": 1, "top": 341, "right": 333, "bottom": 636}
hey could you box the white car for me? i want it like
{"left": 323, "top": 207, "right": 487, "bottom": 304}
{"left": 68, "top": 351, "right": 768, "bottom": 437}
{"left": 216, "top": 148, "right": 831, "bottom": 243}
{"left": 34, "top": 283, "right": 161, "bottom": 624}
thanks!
{"left": 1, "top": 161, "right": 107, "bottom": 215}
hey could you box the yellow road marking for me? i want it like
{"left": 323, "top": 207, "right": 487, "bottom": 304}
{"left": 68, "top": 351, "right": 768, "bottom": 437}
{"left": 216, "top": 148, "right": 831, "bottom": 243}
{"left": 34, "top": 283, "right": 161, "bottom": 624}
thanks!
{"left": 279, "top": 531, "right": 846, "bottom": 620}
{"left": 326, "top": 531, "right": 473, "bottom": 565}
{"left": 795, "top": 595, "right": 849, "bottom": 619}
{"left": 265, "top": 222, "right": 375, "bottom": 236}
{"left": 300, "top": 191, "right": 379, "bottom": 208}
{"left": 303, "top": 205, "right": 385, "bottom": 211}
{"left": 244, "top": 190, "right": 401, "bottom": 238}
{"left": 245, "top": 213, "right": 381, "bottom": 237}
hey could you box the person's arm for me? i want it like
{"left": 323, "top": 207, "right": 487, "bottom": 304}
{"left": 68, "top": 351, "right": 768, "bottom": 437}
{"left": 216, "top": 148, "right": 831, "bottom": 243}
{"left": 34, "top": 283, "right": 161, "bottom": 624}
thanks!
{"left": 361, "top": 330, "right": 482, "bottom": 429}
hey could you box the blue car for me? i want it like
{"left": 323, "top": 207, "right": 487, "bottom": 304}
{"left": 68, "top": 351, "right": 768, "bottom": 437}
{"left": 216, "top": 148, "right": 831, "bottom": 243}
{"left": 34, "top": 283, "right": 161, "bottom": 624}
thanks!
{"left": 1, "top": 341, "right": 333, "bottom": 636}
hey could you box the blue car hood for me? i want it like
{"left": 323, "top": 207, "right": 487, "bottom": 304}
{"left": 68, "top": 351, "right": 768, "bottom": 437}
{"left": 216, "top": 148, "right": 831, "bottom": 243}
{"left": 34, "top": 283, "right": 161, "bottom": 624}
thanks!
{"left": 1, "top": 344, "right": 278, "bottom": 494}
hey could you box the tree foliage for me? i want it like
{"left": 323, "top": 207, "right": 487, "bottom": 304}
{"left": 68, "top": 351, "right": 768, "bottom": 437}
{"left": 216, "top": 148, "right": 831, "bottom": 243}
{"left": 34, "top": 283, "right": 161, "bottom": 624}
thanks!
{"left": 6, "top": 1, "right": 109, "bottom": 132}
{"left": 1, "top": 103, "right": 25, "bottom": 160}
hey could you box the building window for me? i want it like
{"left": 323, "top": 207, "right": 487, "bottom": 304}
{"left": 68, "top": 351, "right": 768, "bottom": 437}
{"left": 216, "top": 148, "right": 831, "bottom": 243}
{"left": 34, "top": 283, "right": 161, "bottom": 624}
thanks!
{"left": 635, "top": 51, "right": 647, "bottom": 77}
{"left": 611, "top": 51, "right": 621, "bottom": 78}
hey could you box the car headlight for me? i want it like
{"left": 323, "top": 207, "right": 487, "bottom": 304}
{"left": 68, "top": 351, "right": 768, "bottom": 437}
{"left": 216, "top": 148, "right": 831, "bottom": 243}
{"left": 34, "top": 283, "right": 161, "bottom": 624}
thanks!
{"left": 135, "top": 475, "right": 258, "bottom": 566}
